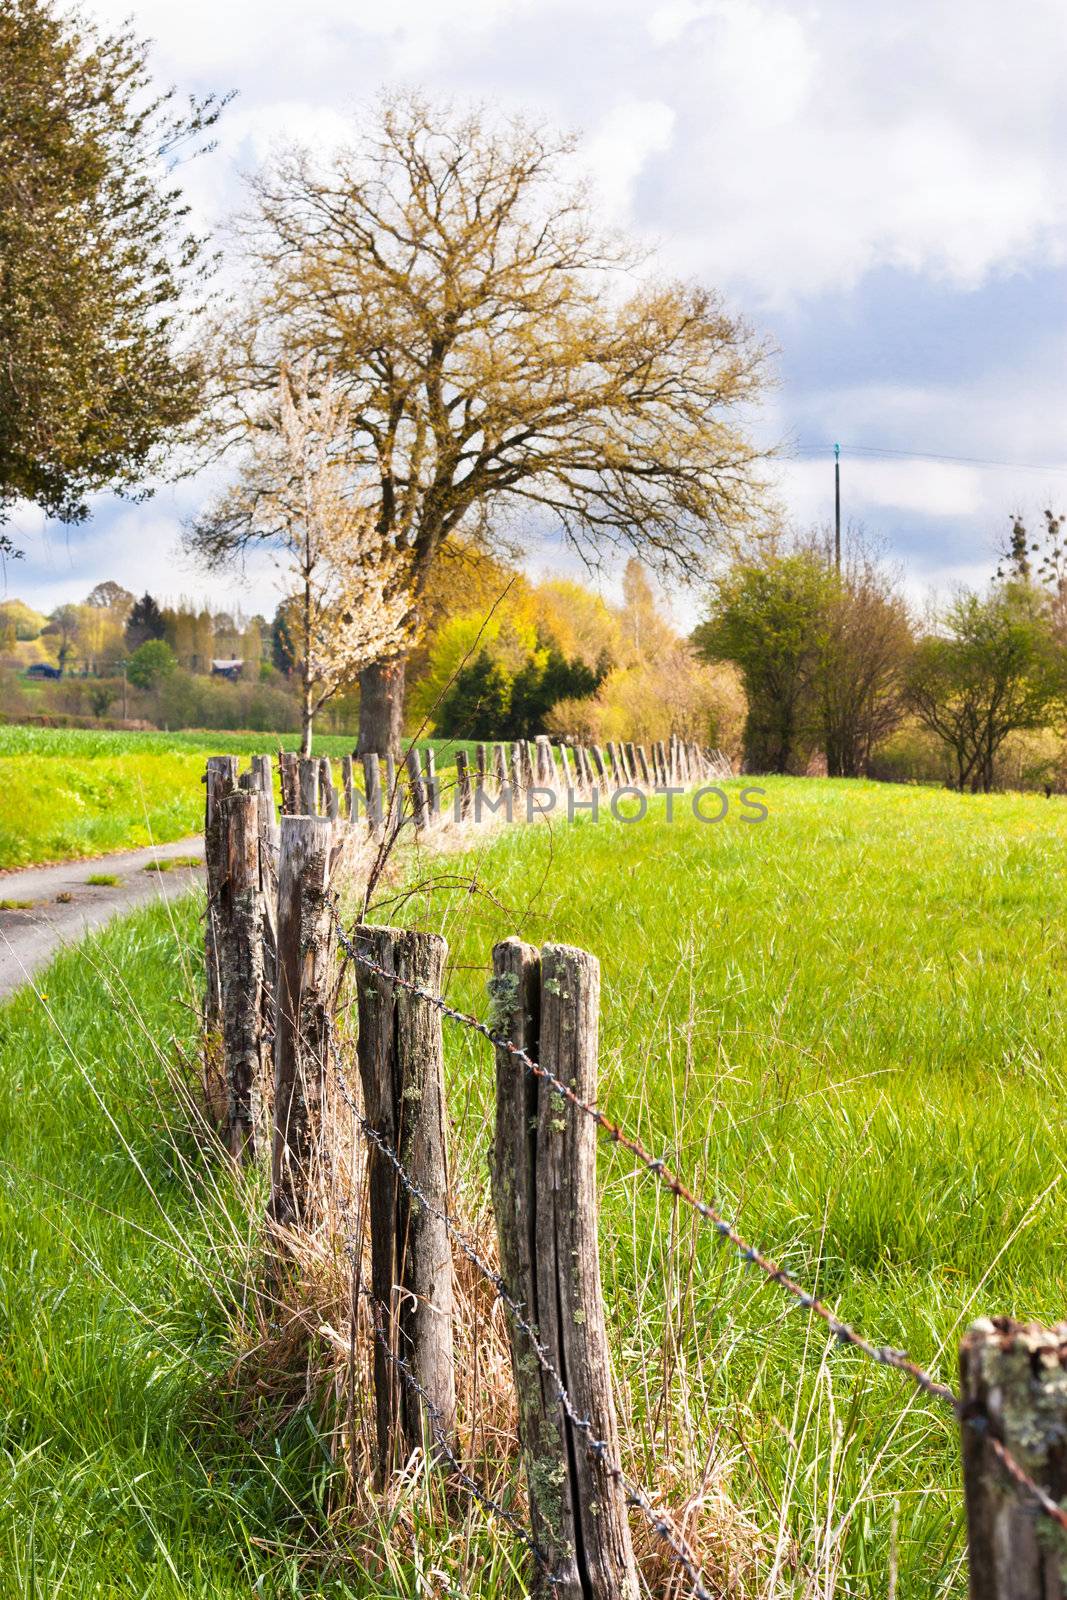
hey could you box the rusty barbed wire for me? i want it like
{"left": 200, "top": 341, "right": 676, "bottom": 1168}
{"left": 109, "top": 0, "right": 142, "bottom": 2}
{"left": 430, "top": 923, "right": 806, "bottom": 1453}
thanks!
{"left": 333, "top": 911, "right": 1067, "bottom": 1544}
{"left": 333, "top": 1059, "right": 716, "bottom": 1600}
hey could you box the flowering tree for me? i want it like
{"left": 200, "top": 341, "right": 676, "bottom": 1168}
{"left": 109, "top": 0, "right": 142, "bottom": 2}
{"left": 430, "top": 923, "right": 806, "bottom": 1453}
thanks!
{"left": 194, "top": 364, "right": 411, "bottom": 753}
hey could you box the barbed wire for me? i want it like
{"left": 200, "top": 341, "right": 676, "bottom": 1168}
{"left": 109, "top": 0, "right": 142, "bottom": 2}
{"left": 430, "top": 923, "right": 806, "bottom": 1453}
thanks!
{"left": 332, "top": 912, "right": 1067, "bottom": 1543}
{"left": 332, "top": 1060, "right": 715, "bottom": 1600}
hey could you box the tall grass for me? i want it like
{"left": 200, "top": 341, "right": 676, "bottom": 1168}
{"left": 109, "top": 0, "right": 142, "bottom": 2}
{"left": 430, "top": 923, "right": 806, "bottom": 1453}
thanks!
{"left": 3, "top": 778, "right": 1065, "bottom": 1595}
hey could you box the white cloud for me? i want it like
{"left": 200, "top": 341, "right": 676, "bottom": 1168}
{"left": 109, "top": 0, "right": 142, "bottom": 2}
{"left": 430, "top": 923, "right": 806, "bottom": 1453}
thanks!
{"left": 583, "top": 99, "right": 676, "bottom": 220}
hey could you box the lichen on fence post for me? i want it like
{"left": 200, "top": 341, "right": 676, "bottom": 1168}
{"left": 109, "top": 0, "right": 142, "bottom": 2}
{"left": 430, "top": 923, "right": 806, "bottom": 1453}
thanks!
{"left": 204, "top": 755, "right": 239, "bottom": 1032}
{"left": 490, "top": 937, "right": 640, "bottom": 1600}
{"left": 959, "top": 1318, "right": 1067, "bottom": 1599}
{"left": 269, "top": 814, "right": 338, "bottom": 1227}
{"left": 354, "top": 924, "right": 456, "bottom": 1481}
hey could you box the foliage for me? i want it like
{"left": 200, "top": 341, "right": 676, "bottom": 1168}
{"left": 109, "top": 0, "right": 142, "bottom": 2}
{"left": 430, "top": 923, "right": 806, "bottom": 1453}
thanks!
{"left": 125, "top": 591, "right": 166, "bottom": 650}
{"left": 84, "top": 579, "right": 134, "bottom": 615}
{"left": 127, "top": 637, "right": 177, "bottom": 689}
{"left": 817, "top": 547, "right": 913, "bottom": 777}
{"left": 435, "top": 643, "right": 603, "bottom": 740}
{"left": 0, "top": 596, "right": 46, "bottom": 639}
{"left": 696, "top": 549, "right": 832, "bottom": 772}
{"left": 905, "top": 584, "right": 1063, "bottom": 792}
{"left": 0, "top": 0, "right": 225, "bottom": 529}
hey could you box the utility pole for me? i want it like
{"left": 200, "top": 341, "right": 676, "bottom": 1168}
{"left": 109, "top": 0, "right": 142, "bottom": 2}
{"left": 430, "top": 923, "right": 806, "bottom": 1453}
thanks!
{"left": 834, "top": 442, "right": 841, "bottom": 573}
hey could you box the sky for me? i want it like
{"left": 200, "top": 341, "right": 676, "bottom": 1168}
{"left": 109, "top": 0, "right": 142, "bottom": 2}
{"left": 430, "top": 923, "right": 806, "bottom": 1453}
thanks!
{"left": 9, "top": 0, "right": 1067, "bottom": 627}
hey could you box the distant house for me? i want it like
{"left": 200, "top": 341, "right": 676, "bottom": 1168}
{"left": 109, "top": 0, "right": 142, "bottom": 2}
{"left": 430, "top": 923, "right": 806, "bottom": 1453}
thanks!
{"left": 211, "top": 658, "right": 244, "bottom": 682}
{"left": 25, "top": 662, "right": 61, "bottom": 680}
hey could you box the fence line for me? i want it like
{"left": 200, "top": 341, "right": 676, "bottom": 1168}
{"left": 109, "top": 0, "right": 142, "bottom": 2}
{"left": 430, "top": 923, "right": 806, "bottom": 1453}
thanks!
{"left": 199, "top": 747, "right": 1067, "bottom": 1600}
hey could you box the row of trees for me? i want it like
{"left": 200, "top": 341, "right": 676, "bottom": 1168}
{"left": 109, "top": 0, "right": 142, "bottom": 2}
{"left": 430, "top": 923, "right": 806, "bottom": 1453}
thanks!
{"left": 698, "top": 516, "right": 1067, "bottom": 792}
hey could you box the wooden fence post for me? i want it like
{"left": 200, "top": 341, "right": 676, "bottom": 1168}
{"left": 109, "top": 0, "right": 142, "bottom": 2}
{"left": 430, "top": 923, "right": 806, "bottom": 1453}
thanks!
{"left": 455, "top": 749, "right": 473, "bottom": 820}
{"left": 269, "top": 814, "right": 338, "bottom": 1228}
{"left": 636, "top": 745, "right": 651, "bottom": 786}
{"left": 363, "top": 752, "right": 383, "bottom": 832}
{"left": 354, "top": 925, "right": 456, "bottom": 1480}
{"left": 341, "top": 755, "right": 355, "bottom": 820}
{"left": 490, "top": 938, "right": 640, "bottom": 1600}
{"left": 298, "top": 757, "right": 319, "bottom": 816}
{"left": 319, "top": 757, "right": 338, "bottom": 819}
{"left": 493, "top": 742, "right": 508, "bottom": 794}
{"left": 218, "top": 790, "right": 270, "bottom": 1160}
{"left": 959, "top": 1318, "right": 1067, "bottom": 1599}
{"left": 406, "top": 747, "right": 429, "bottom": 831}
{"left": 204, "top": 756, "right": 239, "bottom": 1032}
{"left": 278, "top": 751, "right": 299, "bottom": 815}
{"left": 424, "top": 748, "right": 439, "bottom": 820}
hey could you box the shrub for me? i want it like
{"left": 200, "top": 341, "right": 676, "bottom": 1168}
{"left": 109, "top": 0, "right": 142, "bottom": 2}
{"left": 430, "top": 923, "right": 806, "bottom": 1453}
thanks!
{"left": 128, "top": 639, "right": 177, "bottom": 689}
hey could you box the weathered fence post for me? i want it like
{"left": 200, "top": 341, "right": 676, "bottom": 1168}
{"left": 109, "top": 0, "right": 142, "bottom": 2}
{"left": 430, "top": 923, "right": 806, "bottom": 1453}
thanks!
{"left": 493, "top": 742, "right": 508, "bottom": 794}
{"left": 204, "top": 756, "right": 239, "bottom": 1031}
{"left": 424, "top": 748, "right": 439, "bottom": 820}
{"left": 218, "top": 790, "right": 271, "bottom": 1160}
{"left": 298, "top": 757, "right": 319, "bottom": 816}
{"left": 341, "top": 755, "right": 355, "bottom": 821}
{"left": 354, "top": 925, "right": 456, "bottom": 1480}
{"left": 959, "top": 1318, "right": 1067, "bottom": 1599}
{"left": 319, "top": 757, "right": 338, "bottom": 820}
{"left": 363, "top": 752, "right": 383, "bottom": 833}
{"left": 269, "top": 814, "right": 338, "bottom": 1227}
{"left": 590, "top": 746, "right": 607, "bottom": 790}
{"left": 455, "top": 749, "right": 473, "bottom": 820}
{"left": 406, "top": 747, "right": 429, "bottom": 832}
{"left": 490, "top": 938, "right": 640, "bottom": 1600}
{"left": 636, "top": 745, "right": 651, "bottom": 786}
{"left": 278, "top": 751, "right": 299, "bottom": 815}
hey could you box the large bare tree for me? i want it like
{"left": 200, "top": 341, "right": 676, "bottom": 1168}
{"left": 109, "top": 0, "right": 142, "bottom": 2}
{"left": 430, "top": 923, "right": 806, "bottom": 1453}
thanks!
{"left": 191, "top": 94, "right": 771, "bottom": 755}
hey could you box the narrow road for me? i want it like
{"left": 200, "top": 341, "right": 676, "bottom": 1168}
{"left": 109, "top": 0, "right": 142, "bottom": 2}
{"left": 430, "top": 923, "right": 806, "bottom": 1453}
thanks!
{"left": 0, "top": 837, "right": 204, "bottom": 1001}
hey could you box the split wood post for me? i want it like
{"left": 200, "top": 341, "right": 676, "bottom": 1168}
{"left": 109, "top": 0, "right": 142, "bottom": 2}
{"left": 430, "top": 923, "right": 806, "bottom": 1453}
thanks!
{"left": 623, "top": 742, "right": 637, "bottom": 785}
{"left": 655, "top": 741, "right": 669, "bottom": 787}
{"left": 204, "top": 756, "right": 239, "bottom": 1032}
{"left": 558, "top": 743, "right": 575, "bottom": 794}
{"left": 385, "top": 753, "right": 399, "bottom": 827}
{"left": 269, "top": 814, "right": 339, "bottom": 1228}
{"left": 523, "top": 740, "right": 536, "bottom": 791}
{"left": 354, "top": 925, "right": 456, "bottom": 1480}
{"left": 341, "top": 755, "right": 355, "bottom": 821}
{"left": 455, "top": 749, "right": 473, "bottom": 820}
{"left": 511, "top": 742, "right": 525, "bottom": 804}
{"left": 476, "top": 742, "right": 488, "bottom": 787}
{"left": 590, "top": 745, "right": 608, "bottom": 790}
{"left": 959, "top": 1318, "right": 1067, "bottom": 1599}
{"left": 248, "top": 754, "right": 279, "bottom": 992}
{"left": 298, "top": 757, "right": 319, "bottom": 816}
{"left": 576, "top": 746, "right": 593, "bottom": 791}
{"left": 363, "top": 753, "right": 384, "bottom": 833}
{"left": 319, "top": 757, "right": 339, "bottom": 820}
{"left": 636, "top": 745, "right": 651, "bottom": 786}
{"left": 424, "top": 748, "right": 439, "bottom": 820}
{"left": 490, "top": 938, "right": 640, "bottom": 1600}
{"left": 493, "top": 742, "right": 509, "bottom": 795}
{"left": 535, "top": 735, "right": 553, "bottom": 787}
{"left": 406, "top": 747, "right": 429, "bottom": 832}
{"left": 607, "top": 742, "right": 624, "bottom": 787}
{"left": 278, "top": 751, "right": 299, "bottom": 815}
{"left": 218, "top": 790, "right": 271, "bottom": 1161}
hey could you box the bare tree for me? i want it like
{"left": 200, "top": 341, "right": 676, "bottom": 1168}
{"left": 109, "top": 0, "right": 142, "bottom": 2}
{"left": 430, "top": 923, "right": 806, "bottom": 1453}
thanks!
{"left": 818, "top": 545, "right": 913, "bottom": 778}
{"left": 190, "top": 93, "right": 771, "bottom": 755}
{"left": 194, "top": 363, "right": 410, "bottom": 754}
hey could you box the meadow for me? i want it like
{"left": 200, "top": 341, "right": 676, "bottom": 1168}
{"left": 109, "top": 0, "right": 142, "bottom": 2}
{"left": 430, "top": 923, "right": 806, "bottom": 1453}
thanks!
{"left": 0, "top": 726, "right": 475, "bottom": 869}
{"left": 1, "top": 777, "right": 1064, "bottom": 1595}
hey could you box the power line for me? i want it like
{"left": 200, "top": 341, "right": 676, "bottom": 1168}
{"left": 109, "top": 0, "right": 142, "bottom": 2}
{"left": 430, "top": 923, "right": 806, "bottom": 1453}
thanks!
{"left": 793, "top": 442, "right": 1067, "bottom": 476}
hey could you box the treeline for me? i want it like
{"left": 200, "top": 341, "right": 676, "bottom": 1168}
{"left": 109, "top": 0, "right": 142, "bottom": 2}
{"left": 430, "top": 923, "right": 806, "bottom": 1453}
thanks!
{"left": 696, "top": 514, "right": 1067, "bottom": 792}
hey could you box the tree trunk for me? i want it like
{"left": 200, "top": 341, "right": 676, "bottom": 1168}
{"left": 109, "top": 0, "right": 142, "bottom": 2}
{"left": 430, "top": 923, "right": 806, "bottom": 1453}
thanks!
{"left": 358, "top": 656, "right": 407, "bottom": 758}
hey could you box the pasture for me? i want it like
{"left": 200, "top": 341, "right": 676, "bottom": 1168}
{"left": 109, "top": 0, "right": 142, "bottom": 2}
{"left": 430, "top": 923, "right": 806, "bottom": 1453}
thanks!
{"left": 0, "top": 726, "right": 475, "bottom": 869}
{"left": 2, "top": 776, "right": 1064, "bottom": 1594}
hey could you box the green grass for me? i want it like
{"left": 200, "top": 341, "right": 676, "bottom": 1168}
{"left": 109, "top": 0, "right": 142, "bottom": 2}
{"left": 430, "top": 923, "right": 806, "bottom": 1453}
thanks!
{"left": 86, "top": 872, "right": 123, "bottom": 886}
{"left": 0, "top": 726, "right": 477, "bottom": 869}
{"left": 388, "top": 777, "right": 1067, "bottom": 1594}
{"left": 0, "top": 897, "right": 353, "bottom": 1597}
{"left": 0, "top": 898, "right": 33, "bottom": 910}
{"left": 3, "top": 777, "right": 1066, "bottom": 1595}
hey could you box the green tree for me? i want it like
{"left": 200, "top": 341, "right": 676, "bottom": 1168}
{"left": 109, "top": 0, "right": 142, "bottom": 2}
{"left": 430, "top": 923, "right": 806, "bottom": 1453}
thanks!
{"left": 127, "top": 637, "right": 176, "bottom": 689}
{"left": 125, "top": 592, "right": 165, "bottom": 650}
{"left": 0, "top": 0, "right": 226, "bottom": 531}
{"left": 434, "top": 650, "right": 513, "bottom": 740}
{"left": 696, "top": 551, "right": 832, "bottom": 773}
{"left": 906, "top": 586, "right": 1062, "bottom": 792}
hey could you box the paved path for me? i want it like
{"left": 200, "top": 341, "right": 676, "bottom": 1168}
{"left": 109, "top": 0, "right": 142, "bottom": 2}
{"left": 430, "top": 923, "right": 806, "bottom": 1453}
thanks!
{"left": 0, "top": 837, "right": 204, "bottom": 1001}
